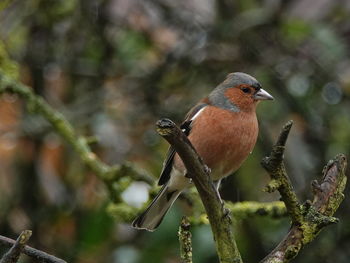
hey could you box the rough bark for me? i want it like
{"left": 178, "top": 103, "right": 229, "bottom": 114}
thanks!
{"left": 260, "top": 122, "right": 347, "bottom": 263}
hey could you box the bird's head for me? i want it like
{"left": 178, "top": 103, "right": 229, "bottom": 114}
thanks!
{"left": 208, "top": 72, "right": 274, "bottom": 113}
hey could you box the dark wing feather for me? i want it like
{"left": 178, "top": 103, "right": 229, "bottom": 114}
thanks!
{"left": 158, "top": 147, "right": 176, "bottom": 185}
{"left": 158, "top": 102, "right": 207, "bottom": 185}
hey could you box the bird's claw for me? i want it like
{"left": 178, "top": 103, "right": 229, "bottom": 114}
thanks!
{"left": 222, "top": 207, "right": 232, "bottom": 223}
{"left": 204, "top": 165, "right": 211, "bottom": 174}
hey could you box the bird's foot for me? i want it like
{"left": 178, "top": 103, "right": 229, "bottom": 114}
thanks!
{"left": 222, "top": 207, "right": 232, "bottom": 223}
{"left": 204, "top": 164, "right": 211, "bottom": 174}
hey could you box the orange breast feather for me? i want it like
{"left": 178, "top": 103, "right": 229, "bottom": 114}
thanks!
{"left": 173, "top": 106, "right": 258, "bottom": 180}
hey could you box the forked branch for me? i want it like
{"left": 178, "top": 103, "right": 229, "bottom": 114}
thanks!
{"left": 261, "top": 121, "right": 347, "bottom": 263}
{"left": 0, "top": 232, "right": 66, "bottom": 263}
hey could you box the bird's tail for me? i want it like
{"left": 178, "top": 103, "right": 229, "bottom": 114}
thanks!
{"left": 132, "top": 184, "right": 181, "bottom": 231}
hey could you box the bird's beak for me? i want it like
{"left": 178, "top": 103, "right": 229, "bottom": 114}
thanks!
{"left": 253, "top": 89, "right": 274, "bottom": 100}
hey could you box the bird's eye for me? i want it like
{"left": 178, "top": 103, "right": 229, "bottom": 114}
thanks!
{"left": 241, "top": 87, "right": 250, "bottom": 94}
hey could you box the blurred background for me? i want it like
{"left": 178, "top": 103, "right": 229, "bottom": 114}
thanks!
{"left": 0, "top": 0, "right": 350, "bottom": 262}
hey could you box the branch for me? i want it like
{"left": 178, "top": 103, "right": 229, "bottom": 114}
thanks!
{"left": 0, "top": 233, "right": 66, "bottom": 263}
{"left": 107, "top": 200, "right": 287, "bottom": 224}
{"left": 261, "top": 121, "right": 347, "bottom": 263}
{"left": 0, "top": 230, "right": 31, "bottom": 263}
{"left": 156, "top": 118, "right": 242, "bottom": 263}
{"left": 226, "top": 201, "right": 286, "bottom": 220}
{"left": 178, "top": 217, "right": 192, "bottom": 263}
{"left": 261, "top": 120, "right": 303, "bottom": 224}
{"left": 0, "top": 72, "right": 154, "bottom": 198}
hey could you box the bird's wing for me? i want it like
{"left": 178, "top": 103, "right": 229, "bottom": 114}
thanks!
{"left": 158, "top": 102, "right": 208, "bottom": 185}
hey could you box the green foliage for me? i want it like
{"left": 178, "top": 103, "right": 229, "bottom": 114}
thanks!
{"left": 281, "top": 20, "right": 311, "bottom": 46}
{"left": 77, "top": 205, "right": 114, "bottom": 251}
{"left": 116, "top": 30, "right": 152, "bottom": 72}
{"left": 107, "top": 202, "right": 138, "bottom": 222}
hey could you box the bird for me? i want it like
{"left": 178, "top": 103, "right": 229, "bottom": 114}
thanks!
{"left": 132, "top": 72, "right": 274, "bottom": 231}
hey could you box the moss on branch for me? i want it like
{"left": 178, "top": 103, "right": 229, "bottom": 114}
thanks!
{"left": 261, "top": 121, "right": 303, "bottom": 224}
{"left": 226, "top": 201, "right": 286, "bottom": 220}
{"left": 178, "top": 217, "right": 193, "bottom": 263}
{"left": 261, "top": 121, "right": 347, "bottom": 263}
{"left": 107, "top": 200, "right": 287, "bottom": 224}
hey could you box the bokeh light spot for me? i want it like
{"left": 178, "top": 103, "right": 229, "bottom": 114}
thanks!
{"left": 122, "top": 182, "right": 149, "bottom": 208}
{"left": 287, "top": 74, "right": 310, "bottom": 96}
{"left": 322, "top": 82, "right": 342, "bottom": 105}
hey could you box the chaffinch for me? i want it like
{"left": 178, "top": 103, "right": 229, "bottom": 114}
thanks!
{"left": 132, "top": 72, "right": 274, "bottom": 231}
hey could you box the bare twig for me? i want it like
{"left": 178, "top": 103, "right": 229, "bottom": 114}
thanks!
{"left": 178, "top": 217, "right": 193, "bottom": 263}
{"left": 0, "top": 233, "right": 66, "bottom": 263}
{"left": 0, "top": 230, "right": 31, "bottom": 263}
{"left": 156, "top": 118, "right": 242, "bottom": 263}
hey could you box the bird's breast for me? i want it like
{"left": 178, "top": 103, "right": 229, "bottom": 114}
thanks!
{"left": 181, "top": 106, "right": 259, "bottom": 180}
